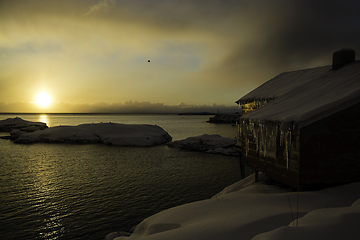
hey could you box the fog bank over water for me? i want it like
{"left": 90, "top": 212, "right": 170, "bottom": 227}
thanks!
{"left": 0, "top": 101, "right": 240, "bottom": 114}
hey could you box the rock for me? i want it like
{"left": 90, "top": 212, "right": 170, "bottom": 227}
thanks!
{"left": 208, "top": 113, "right": 241, "bottom": 123}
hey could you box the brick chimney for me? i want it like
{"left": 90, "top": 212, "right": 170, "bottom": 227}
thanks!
{"left": 332, "top": 48, "right": 355, "bottom": 70}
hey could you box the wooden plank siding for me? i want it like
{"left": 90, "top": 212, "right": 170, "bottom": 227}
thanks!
{"left": 299, "top": 102, "right": 360, "bottom": 186}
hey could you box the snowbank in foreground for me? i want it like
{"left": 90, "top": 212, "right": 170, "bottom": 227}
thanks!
{"left": 106, "top": 173, "right": 360, "bottom": 240}
{"left": 13, "top": 123, "right": 172, "bottom": 146}
{"left": 167, "top": 134, "right": 238, "bottom": 156}
{"left": 0, "top": 117, "right": 48, "bottom": 132}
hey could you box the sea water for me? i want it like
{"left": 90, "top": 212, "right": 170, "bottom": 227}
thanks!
{"left": 0, "top": 114, "right": 243, "bottom": 240}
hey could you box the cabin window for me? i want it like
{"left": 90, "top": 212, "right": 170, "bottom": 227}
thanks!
{"left": 240, "top": 99, "right": 273, "bottom": 116}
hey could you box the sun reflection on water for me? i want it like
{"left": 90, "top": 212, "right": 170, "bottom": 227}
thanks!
{"left": 29, "top": 152, "right": 66, "bottom": 239}
{"left": 38, "top": 114, "right": 49, "bottom": 127}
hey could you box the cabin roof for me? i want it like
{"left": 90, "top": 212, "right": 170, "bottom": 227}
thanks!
{"left": 236, "top": 60, "right": 360, "bottom": 128}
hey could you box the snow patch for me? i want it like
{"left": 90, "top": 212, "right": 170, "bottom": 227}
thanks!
{"left": 13, "top": 123, "right": 172, "bottom": 146}
{"left": 253, "top": 204, "right": 360, "bottom": 240}
{"left": 167, "top": 134, "right": 238, "bottom": 156}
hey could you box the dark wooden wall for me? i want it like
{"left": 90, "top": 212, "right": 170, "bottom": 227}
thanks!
{"left": 300, "top": 102, "right": 360, "bottom": 185}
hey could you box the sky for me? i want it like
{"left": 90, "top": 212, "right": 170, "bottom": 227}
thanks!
{"left": 1, "top": 0, "right": 360, "bottom": 113}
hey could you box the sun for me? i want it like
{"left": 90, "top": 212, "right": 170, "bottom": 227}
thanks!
{"left": 35, "top": 92, "right": 52, "bottom": 107}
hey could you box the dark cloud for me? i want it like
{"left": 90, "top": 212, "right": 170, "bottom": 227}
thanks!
{"left": 263, "top": 0, "right": 360, "bottom": 61}
{"left": 217, "top": 0, "right": 360, "bottom": 85}
{"left": 1, "top": 0, "right": 360, "bottom": 110}
{"left": 105, "top": 0, "right": 360, "bottom": 88}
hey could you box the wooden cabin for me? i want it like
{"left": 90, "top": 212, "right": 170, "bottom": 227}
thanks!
{"left": 236, "top": 49, "right": 360, "bottom": 189}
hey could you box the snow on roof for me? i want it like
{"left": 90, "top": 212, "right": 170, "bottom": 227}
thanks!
{"left": 13, "top": 123, "right": 172, "bottom": 146}
{"left": 237, "top": 60, "right": 360, "bottom": 128}
{"left": 105, "top": 172, "right": 360, "bottom": 240}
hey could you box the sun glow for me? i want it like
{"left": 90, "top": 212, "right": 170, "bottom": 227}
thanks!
{"left": 35, "top": 92, "right": 52, "bottom": 107}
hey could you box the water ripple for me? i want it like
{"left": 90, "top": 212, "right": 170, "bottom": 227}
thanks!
{"left": 1, "top": 141, "right": 242, "bottom": 240}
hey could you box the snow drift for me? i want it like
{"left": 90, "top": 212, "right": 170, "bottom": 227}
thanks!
{"left": 106, "top": 173, "right": 360, "bottom": 240}
{"left": 13, "top": 123, "right": 172, "bottom": 146}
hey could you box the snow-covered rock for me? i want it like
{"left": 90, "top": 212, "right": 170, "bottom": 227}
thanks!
{"left": 14, "top": 123, "right": 172, "bottom": 146}
{"left": 0, "top": 117, "right": 48, "bottom": 132}
{"left": 9, "top": 129, "right": 26, "bottom": 139}
{"left": 167, "top": 134, "right": 238, "bottom": 156}
{"left": 106, "top": 173, "right": 360, "bottom": 240}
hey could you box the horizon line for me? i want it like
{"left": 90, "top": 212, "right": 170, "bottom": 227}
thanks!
{"left": 0, "top": 111, "right": 224, "bottom": 115}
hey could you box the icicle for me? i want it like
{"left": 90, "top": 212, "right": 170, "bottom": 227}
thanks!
{"left": 287, "top": 129, "right": 292, "bottom": 169}
{"left": 245, "top": 138, "right": 249, "bottom": 157}
{"left": 240, "top": 119, "right": 284, "bottom": 159}
{"left": 261, "top": 124, "right": 264, "bottom": 155}
{"left": 254, "top": 123, "right": 259, "bottom": 152}
{"left": 249, "top": 122, "right": 256, "bottom": 152}
{"left": 275, "top": 124, "right": 279, "bottom": 157}
{"left": 239, "top": 119, "right": 250, "bottom": 157}
{"left": 262, "top": 124, "right": 266, "bottom": 156}
{"left": 238, "top": 120, "right": 242, "bottom": 138}
{"left": 285, "top": 132, "right": 289, "bottom": 169}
